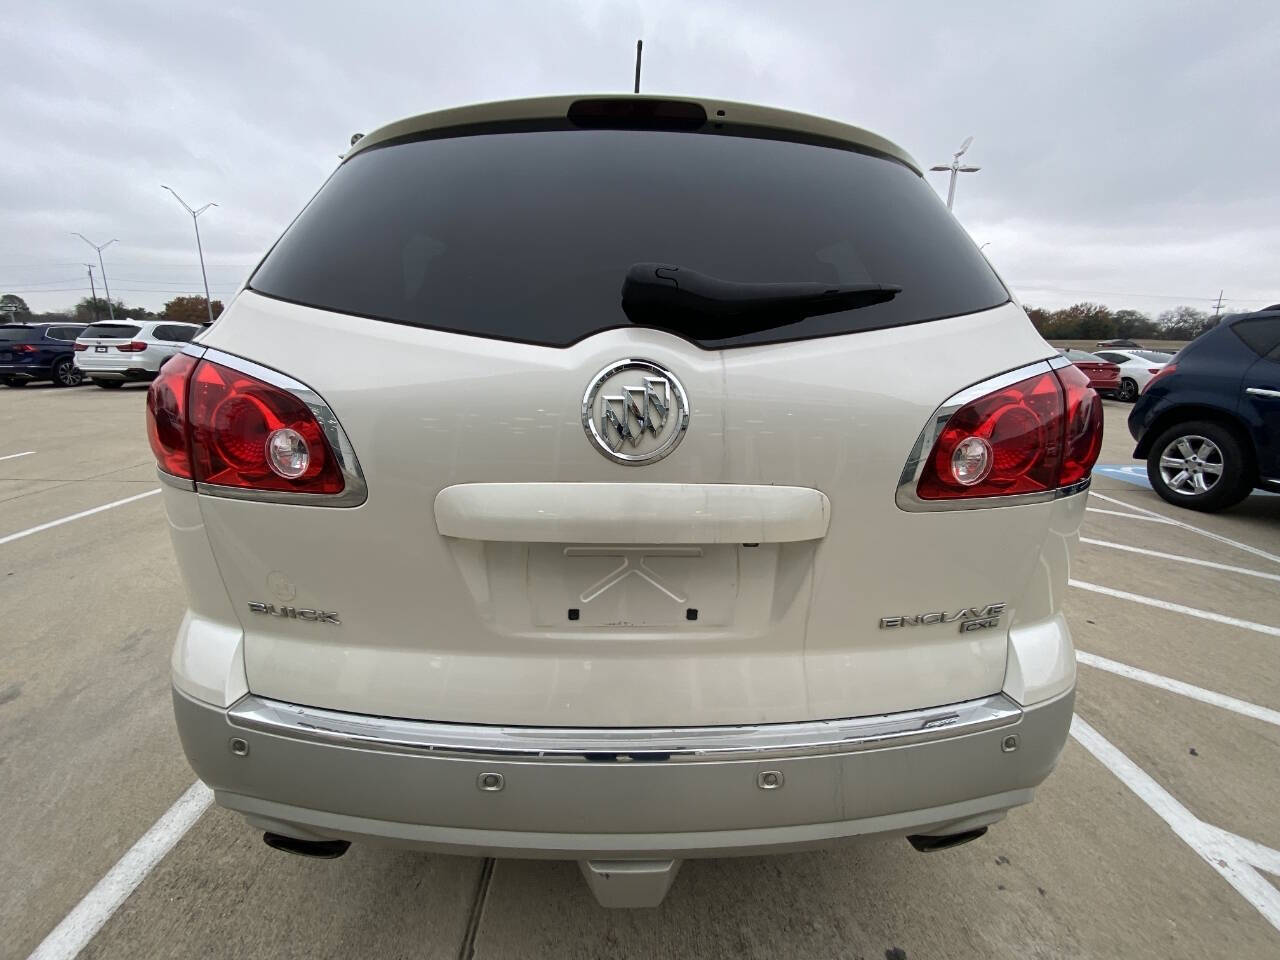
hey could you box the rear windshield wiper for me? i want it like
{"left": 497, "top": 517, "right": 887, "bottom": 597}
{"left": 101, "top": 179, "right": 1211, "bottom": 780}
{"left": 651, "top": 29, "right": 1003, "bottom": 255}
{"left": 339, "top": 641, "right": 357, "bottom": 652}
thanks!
{"left": 621, "top": 263, "right": 902, "bottom": 337}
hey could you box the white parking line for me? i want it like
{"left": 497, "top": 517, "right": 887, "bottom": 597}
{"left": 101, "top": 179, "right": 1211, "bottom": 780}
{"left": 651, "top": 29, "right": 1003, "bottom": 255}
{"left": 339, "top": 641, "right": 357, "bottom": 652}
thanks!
{"left": 1085, "top": 507, "right": 1176, "bottom": 524}
{"left": 1090, "top": 491, "right": 1280, "bottom": 566}
{"left": 0, "top": 450, "right": 35, "bottom": 462}
{"left": 0, "top": 489, "right": 161, "bottom": 547}
{"left": 1069, "top": 579, "right": 1280, "bottom": 638}
{"left": 1070, "top": 715, "right": 1280, "bottom": 932}
{"left": 1078, "top": 537, "right": 1280, "bottom": 583}
{"left": 26, "top": 782, "right": 212, "bottom": 960}
{"left": 1076, "top": 651, "right": 1280, "bottom": 726}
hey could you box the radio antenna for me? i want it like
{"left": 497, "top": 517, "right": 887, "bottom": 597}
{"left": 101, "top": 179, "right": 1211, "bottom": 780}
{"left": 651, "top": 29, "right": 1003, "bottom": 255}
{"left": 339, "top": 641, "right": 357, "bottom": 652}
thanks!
{"left": 634, "top": 39, "right": 643, "bottom": 93}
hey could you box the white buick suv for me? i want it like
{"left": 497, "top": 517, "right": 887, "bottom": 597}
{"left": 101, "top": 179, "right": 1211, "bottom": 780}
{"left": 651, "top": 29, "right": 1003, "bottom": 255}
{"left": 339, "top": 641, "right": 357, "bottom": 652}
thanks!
{"left": 149, "top": 95, "right": 1101, "bottom": 908}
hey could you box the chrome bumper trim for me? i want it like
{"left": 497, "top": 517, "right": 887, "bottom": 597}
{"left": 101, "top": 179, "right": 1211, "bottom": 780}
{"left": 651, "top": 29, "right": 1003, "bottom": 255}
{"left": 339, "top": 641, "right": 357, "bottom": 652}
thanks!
{"left": 226, "top": 693, "right": 1023, "bottom": 763}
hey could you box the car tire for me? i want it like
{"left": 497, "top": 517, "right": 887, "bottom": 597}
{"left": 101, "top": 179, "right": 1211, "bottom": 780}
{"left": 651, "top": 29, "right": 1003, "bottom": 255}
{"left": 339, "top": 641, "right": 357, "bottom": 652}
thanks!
{"left": 52, "top": 358, "right": 84, "bottom": 387}
{"left": 1118, "top": 378, "right": 1138, "bottom": 402}
{"left": 2, "top": 377, "right": 25, "bottom": 388}
{"left": 94, "top": 379, "right": 125, "bottom": 389}
{"left": 1146, "top": 420, "right": 1254, "bottom": 512}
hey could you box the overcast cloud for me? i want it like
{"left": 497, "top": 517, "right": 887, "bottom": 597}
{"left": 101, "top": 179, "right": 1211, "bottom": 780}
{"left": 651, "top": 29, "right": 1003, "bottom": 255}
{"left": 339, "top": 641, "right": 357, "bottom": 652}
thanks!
{"left": 3, "top": 0, "right": 1277, "bottom": 317}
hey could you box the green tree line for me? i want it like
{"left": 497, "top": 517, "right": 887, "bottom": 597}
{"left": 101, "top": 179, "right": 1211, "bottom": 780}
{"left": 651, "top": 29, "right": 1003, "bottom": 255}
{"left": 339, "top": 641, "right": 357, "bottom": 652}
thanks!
{"left": 1024, "top": 302, "right": 1220, "bottom": 341}
{"left": 0, "top": 293, "right": 223, "bottom": 325}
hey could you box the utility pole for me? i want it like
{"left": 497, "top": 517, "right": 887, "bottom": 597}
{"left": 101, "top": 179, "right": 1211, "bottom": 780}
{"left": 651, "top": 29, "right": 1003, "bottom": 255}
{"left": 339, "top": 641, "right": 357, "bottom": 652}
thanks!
{"left": 1212, "top": 290, "right": 1225, "bottom": 319}
{"left": 85, "top": 264, "right": 99, "bottom": 321}
{"left": 929, "top": 137, "right": 981, "bottom": 211}
{"left": 72, "top": 234, "right": 118, "bottom": 320}
{"left": 634, "top": 39, "right": 643, "bottom": 93}
{"left": 162, "top": 185, "right": 218, "bottom": 325}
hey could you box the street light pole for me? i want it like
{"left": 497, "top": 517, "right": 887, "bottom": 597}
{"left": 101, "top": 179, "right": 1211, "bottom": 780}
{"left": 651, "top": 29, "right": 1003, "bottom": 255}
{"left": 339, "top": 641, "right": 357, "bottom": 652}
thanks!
{"left": 929, "top": 136, "right": 981, "bottom": 211}
{"left": 85, "top": 264, "right": 99, "bottom": 321}
{"left": 72, "top": 234, "right": 118, "bottom": 320}
{"left": 162, "top": 185, "right": 218, "bottom": 325}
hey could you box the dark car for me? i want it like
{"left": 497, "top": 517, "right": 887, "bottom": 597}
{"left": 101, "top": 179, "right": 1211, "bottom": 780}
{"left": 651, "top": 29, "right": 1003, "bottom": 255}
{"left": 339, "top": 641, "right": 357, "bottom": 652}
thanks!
{"left": 1128, "top": 305, "right": 1280, "bottom": 511}
{"left": 0, "top": 322, "right": 89, "bottom": 387}
{"left": 1061, "top": 349, "right": 1121, "bottom": 395}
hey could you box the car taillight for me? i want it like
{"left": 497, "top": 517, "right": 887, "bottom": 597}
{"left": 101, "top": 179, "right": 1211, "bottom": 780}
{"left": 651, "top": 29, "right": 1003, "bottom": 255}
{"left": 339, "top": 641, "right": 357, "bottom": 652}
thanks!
{"left": 1142, "top": 363, "right": 1177, "bottom": 393}
{"left": 12, "top": 344, "right": 36, "bottom": 354}
{"left": 116, "top": 341, "right": 147, "bottom": 352}
{"left": 74, "top": 343, "right": 88, "bottom": 352}
{"left": 146, "top": 354, "right": 198, "bottom": 479}
{"left": 187, "top": 359, "right": 345, "bottom": 494}
{"left": 916, "top": 364, "right": 1102, "bottom": 501}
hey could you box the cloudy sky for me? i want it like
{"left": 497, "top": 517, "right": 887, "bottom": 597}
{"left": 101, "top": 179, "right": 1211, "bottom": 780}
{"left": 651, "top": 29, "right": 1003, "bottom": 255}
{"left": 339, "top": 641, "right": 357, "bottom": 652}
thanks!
{"left": 3, "top": 0, "right": 1277, "bottom": 317}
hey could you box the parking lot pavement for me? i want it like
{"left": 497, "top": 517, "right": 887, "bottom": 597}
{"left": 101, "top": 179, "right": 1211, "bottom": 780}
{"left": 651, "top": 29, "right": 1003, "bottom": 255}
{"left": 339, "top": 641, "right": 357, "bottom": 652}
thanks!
{"left": 4, "top": 390, "right": 1279, "bottom": 959}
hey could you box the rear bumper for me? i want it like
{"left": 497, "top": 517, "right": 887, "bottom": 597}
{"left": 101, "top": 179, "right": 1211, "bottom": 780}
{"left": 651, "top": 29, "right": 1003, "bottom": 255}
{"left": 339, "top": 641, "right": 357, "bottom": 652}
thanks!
{"left": 74, "top": 365, "right": 156, "bottom": 381}
{"left": 0, "top": 363, "right": 50, "bottom": 379}
{"left": 173, "top": 684, "right": 1074, "bottom": 859}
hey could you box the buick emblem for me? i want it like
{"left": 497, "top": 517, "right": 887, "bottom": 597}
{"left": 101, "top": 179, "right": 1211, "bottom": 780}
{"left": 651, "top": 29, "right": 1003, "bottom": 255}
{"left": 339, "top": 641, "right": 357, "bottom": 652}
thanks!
{"left": 582, "top": 359, "right": 690, "bottom": 464}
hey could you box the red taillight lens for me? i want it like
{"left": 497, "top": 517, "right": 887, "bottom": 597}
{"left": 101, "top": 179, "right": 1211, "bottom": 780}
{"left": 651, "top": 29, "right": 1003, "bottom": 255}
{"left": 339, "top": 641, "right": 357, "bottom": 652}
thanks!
{"left": 74, "top": 343, "right": 88, "bottom": 352}
{"left": 187, "top": 360, "right": 344, "bottom": 494}
{"left": 12, "top": 343, "right": 36, "bottom": 354}
{"left": 116, "top": 341, "right": 147, "bottom": 352}
{"left": 146, "top": 354, "right": 198, "bottom": 479}
{"left": 1056, "top": 363, "right": 1103, "bottom": 485}
{"left": 917, "top": 365, "right": 1103, "bottom": 501}
{"left": 1143, "top": 363, "right": 1176, "bottom": 393}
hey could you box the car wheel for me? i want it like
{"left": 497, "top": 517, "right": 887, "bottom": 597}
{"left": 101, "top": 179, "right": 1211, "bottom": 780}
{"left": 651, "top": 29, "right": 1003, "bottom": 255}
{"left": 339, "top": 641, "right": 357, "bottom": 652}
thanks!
{"left": 2, "top": 377, "right": 25, "bottom": 388}
{"left": 94, "top": 379, "right": 125, "bottom": 389}
{"left": 52, "top": 358, "right": 84, "bottom": 387}
{"left": 1146, "top": 420, "right": 1253, "bottom": 512}
{"left": 1118, "top": 378, "right": 1138, "bottom": 402}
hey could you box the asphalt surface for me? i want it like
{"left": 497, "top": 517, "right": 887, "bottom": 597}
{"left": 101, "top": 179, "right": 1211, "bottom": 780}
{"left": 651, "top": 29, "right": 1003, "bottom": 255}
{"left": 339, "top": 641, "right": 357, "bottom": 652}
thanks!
{"left": 2, "top": 382, "right": 1279, "bottom": 959}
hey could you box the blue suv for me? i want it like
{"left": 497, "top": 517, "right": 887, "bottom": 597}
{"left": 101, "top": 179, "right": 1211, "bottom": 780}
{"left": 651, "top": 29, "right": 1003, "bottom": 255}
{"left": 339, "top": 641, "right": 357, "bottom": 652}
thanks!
{"left": 1129, "top": 305, "right": 1280, "bottom": 511}
{"left": 0, "top": 322, "right": 89, "bottom": 387}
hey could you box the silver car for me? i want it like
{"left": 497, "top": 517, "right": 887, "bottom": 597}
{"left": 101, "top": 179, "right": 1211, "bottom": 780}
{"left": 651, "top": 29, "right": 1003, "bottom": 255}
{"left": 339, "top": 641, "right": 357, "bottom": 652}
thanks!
{"left": 149, "top": 95, "right": 1101, "bottom": 907}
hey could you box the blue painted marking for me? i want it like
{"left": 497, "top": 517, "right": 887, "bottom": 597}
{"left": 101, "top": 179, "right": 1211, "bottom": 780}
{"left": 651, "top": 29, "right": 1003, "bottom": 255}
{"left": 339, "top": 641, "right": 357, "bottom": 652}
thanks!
{"left": 1094, "top": 464, "right": 1151, "bottom": 489}
{"left": 1092, "top": 463, "right": 1276, "bottom": 496}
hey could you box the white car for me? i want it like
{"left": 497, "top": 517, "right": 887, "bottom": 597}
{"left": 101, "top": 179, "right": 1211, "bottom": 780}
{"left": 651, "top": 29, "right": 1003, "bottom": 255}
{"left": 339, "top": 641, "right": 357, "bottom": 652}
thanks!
{"left": 74, "top": 319, "right": 202, "bottom": 388}
{"left": 1093, "top": 348, "right": 1175, "bottom": 402}
{"left": 148, "top": 95, "right": 1101, "bottom": 908}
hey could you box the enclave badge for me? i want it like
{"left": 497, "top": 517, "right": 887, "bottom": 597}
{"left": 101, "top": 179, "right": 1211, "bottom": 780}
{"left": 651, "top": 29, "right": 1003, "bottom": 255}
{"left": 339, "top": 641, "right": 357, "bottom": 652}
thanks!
{"left": 248, "top": 601, "right": 340, "bottom": 624}
{"left": 879, "top": 603, "right": 1006, "bottom": 633}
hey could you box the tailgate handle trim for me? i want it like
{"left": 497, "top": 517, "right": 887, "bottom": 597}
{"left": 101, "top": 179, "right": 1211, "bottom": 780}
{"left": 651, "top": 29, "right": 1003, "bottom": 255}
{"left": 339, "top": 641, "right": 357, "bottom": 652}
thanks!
{"left": 433, "top": 483, "right": 830, "bottom": 544}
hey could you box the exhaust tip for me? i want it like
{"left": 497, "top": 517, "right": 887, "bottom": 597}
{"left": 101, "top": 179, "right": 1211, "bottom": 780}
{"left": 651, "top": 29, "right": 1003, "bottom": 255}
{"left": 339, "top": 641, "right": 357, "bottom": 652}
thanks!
{"left": 906, "top": 827, "right": 988, "bottom": 853}
{"left": 263, "top": 832, "right": 351, "bottom": 859}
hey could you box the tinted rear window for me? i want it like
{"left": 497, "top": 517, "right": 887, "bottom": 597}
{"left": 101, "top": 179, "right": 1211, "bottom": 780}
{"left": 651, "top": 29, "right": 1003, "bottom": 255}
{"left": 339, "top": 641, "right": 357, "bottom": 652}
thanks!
{"left": 154, "top": 324, "right": 198, "bottom": 342}
{"left": 1064, "top": 350, "right": 1104, "bottom": 362}
{"left": 82, "top": 323, "right": 141, "bottom": 339}
{"left": 250, "top": 127, "right": 1009, "bottom": 349}
{"left": 1134, "top": 350, "right": 1172, "bottom": 363}
{"left": 0, "top": 326, "right": 37, "bottom": 342}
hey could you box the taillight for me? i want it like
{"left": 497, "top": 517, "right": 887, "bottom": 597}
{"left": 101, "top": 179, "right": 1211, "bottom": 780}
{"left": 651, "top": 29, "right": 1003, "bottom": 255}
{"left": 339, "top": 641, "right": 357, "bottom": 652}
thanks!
{"left": 915, "top": 364, "right": 1102, "bottom": 501}
{"left": 12, "top": 344, "right": 36, "bottom": 354}
{"left": 1056, "top": 363, "right": 1103, "bottom": 485}
{"left": 116, "top": 341, "right": 147, "bottom": 352}
{"left": 146, "top": 354, "right": 198, "bottom": 479}
{"left": 1143, "top": 363, "right": 1177, "bottom": 393}
{"left": 74, "top": 343, "right": 88, "bottom": 352}
{"left": 187, "top": 359, "right": 345, "bottom": 494}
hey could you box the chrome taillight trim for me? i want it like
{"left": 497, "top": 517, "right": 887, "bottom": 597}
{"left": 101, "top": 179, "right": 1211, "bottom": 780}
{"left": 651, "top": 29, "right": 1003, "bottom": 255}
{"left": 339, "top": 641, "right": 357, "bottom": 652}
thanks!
{"left": 177, "top": 344, "right": 368, "bottom": 507}
{"left": 895, "top": 355, "right": 1089, "bottom": 513}
{"left": 227, "top": 692, "right": 1023, "bottom": 762}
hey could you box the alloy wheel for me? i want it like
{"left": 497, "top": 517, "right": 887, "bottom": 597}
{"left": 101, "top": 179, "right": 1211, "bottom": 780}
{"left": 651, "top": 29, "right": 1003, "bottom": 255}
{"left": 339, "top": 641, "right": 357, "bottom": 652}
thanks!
{"left": 1158, "top": 434, "right": 1224, "bottom": 496}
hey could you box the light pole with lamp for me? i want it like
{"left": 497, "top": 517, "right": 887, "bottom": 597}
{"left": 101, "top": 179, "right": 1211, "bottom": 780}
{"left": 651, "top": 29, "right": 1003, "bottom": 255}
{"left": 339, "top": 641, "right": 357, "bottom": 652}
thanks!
{"left": 161, "top": 185, "right": 218, "bottom": 325}
{"left": 72, "top": 234, "right": 118, "bottom": 321}
{"left": 929, "top": 136, "right": 981, "bottom": 211}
